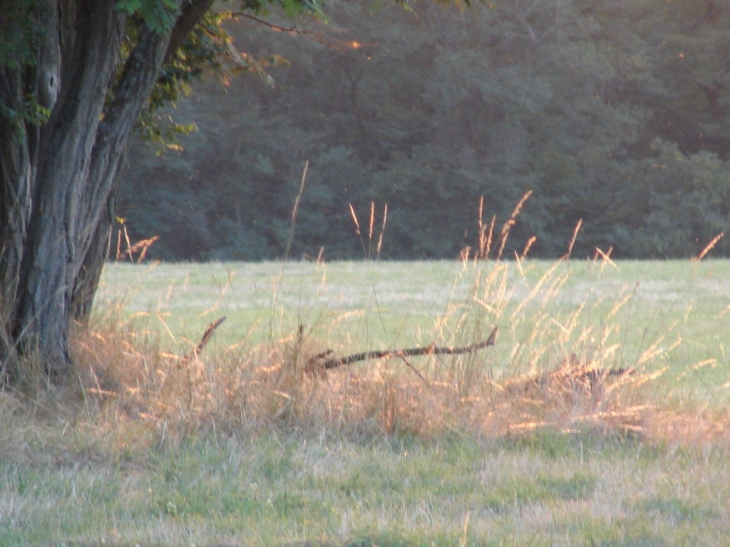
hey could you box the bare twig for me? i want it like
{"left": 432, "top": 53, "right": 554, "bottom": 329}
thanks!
{"left": 230, "top": 12, "right": 309, "bottom": 34}
{"left": 187, "top": 316, "right": 226, "bottom": 361}
{"left": 307, "top": 326, "right": 498, "bottom": 370}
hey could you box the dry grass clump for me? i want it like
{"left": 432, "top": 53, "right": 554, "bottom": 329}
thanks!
{"left": 52, "top": 254, "right": 724, "bottom": 455}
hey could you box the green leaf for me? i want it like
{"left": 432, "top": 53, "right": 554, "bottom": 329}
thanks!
{"left": 114, "top": 0, "right": 180, "bottom": 33}
{"left": 114, "top": 0, "right": 144, "bottom": 15}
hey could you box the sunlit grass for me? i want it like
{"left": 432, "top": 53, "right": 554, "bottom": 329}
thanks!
{"left": 95, "top": 258, "right": 730, "bottom": 395}
{"left": 2, "top": 257, "right": 730, "bottom": 545}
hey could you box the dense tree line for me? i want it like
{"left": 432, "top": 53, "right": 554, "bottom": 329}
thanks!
{"left": 120, "top": 0, "right": 730, "bottom": 261}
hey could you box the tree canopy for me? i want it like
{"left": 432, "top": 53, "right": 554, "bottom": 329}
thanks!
{"left": 119, "top": 0, "right": 730, "bottom": 261}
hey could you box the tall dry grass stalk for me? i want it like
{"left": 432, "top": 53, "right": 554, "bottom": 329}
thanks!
{"left": 496, "top": 190, "right": 533, "bottom": 260}
{"left": 376, "top": 204, "right": 388, "bottom": 259}
{"left": 693, "top": 232, "right": 724, "bottom": 263}
{"left": 348, "top": 201, "right": 388, "bottom": 259}
{"left": 283, "top": 160, "right": 309, "bottom": 260}
{"left": 564, "top": 218, "right": 583, "bottom": 259}
{"left": 474, "top": 191, "right": 531, "bottom": 260}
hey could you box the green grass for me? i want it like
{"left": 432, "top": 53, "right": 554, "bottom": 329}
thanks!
{"left": 4, "top": 258, "right": 730, "bottom": 546}
{"left": 3, "top": 432, "right": 730, "bottom": 546}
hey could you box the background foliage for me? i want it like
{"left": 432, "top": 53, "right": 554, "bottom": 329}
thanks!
{"left": 119, "top": 0, "right": 730, "bottom": 261}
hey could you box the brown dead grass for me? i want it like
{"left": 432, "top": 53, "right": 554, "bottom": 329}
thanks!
{"left": 52, "top": 308, "right": 729, "bottom": 457}
{"left": 2, "top": 249, "right": 727, "bottom": 462}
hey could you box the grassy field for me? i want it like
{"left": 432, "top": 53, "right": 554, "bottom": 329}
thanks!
{"left": 95, "top": 258, "right": 730, "bottom": 394}
{"left": 3, "top": 258, "right": 730, "bottom": 546}
{"left": 5, "top": 431, "right": 730, "bottom": 546}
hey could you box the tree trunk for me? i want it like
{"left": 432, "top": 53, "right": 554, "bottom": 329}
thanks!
{"left": 71, "top": 189, "right": 118, "bottom": 324}
{"left": 0, "top": 0, "right": 191, "bottom": 382}
{"left": 69, "top": 0, "right": 217, "bottom": 325}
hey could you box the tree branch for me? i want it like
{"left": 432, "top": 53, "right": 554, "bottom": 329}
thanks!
{"left": 230, "top": 12, "right": 373, "bottom": 51}
{"left": 307, "top": 326, "right": 498, "bottom": 370}
{"left": 165, "top": 0, "right": 216, "bottom": 63}
{"left": 187, "top": 315, "right": 226, "bottom": 360}
{"left": 230, "top": 12, "right": 310, "bottom": 35}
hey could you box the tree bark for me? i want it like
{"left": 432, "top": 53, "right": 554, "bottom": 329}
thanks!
{"left": 1, "top": 0, "right": 123, "bottom": 378}
{"left": 71, "top": 189, "right": 116, "bottom": 323}
{"left": 0, "top": 0, "right": 213, "bottom": 382}
{"left": 71, "top": 0, "right": 218, "bottom": 324}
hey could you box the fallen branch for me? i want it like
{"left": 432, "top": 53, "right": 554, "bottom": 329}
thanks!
{"left": 307, "top": 326, "right": 498, "bottom": 370}
{"left": 187, "top": 316, "right": 226, "bottom": 361}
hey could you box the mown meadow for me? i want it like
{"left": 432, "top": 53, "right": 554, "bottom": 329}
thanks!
{"left": 2, "top": 257, "right": 730, "bottom": 546}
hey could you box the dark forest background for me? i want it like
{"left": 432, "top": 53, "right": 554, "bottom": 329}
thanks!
{"left": 118, "top": 0, "right": 730, "bottom": 261}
